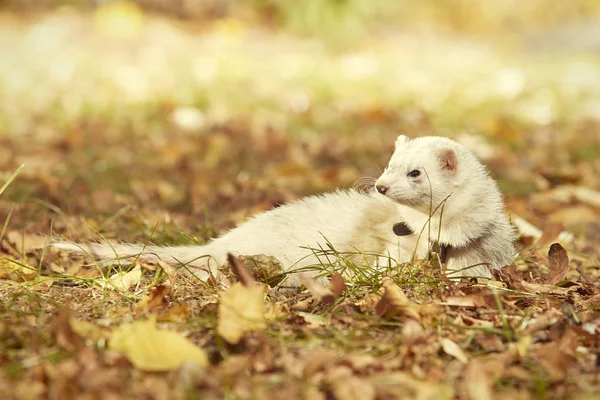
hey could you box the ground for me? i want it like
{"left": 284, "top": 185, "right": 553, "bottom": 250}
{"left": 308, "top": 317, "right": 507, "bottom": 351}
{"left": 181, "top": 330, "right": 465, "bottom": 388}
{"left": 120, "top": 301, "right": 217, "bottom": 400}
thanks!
{"left": 0, "top": 2, "right": 599, "bottom": 399}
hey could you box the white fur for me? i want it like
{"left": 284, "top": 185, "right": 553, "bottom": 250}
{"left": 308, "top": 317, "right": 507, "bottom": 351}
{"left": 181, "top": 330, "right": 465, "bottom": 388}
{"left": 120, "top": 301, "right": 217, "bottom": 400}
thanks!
{"left": 55, "top": 135, "right": 515, "bottom": 286}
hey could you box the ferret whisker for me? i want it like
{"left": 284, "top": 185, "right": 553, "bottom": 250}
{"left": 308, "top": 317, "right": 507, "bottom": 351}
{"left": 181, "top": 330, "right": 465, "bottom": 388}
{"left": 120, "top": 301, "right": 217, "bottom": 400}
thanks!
{"left": 353, "top": 176, "right": 377, "bottom": 194}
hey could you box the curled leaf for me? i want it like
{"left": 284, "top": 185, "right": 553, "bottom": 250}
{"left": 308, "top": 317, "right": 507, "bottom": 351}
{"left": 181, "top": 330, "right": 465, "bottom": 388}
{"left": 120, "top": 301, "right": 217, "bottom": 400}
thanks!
{"left": 375, "top": 278, "right": 421, "bottom": 320}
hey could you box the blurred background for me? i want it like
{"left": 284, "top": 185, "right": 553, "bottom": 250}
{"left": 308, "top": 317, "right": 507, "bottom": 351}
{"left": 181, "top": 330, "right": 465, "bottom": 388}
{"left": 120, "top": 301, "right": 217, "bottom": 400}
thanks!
{"left": 1, "top": 0, "right": 600, "bottom": 245}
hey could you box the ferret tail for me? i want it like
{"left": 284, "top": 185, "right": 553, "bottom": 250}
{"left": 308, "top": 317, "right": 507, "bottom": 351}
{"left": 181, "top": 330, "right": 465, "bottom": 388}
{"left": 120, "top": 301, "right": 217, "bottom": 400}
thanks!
{"left": 52, "top": 241, "right": 224, "bottom": 279}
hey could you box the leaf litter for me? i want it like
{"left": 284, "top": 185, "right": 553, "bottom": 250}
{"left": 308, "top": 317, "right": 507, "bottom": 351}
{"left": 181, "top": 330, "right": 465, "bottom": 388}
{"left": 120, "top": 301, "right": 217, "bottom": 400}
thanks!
{"left": 1, "top": 3, "right": 600, "bottom": 399}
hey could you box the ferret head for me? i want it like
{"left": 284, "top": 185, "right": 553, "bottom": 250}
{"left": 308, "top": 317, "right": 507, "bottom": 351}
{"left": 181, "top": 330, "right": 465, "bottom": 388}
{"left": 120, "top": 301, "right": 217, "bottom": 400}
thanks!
{"left": 375, "top": 135, "right": 473, "bottom": 211}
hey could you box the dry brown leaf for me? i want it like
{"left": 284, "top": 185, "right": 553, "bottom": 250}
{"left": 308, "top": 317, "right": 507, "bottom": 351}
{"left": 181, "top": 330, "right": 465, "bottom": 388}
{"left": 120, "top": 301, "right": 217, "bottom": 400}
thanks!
{"left": 217, "top": 282, "right": 266, "bottom": 344}
{"left": 228, "top": 253, "right": 257, "bottom": 287}
{"left": 523, "top": 309, "right": 564, "bottom": 334}
{"left": 135, "top": 284, "right": 171, "bottom": 315}
{"left": 532, "top": 343, "right": 576, "bottom": 382}
{"left": 546, "top": 243, "right": 570, "bottom": 285}
{"left": 454, "top": 314, "right": 494, "bottom": 329}
{"left": 110, "top": 316, "right": 208, "bottom": 371}
{"left": 375, "top": 277, "right": 421, "bottom": 320}
{"left": 299, "top": 272, "right": 335, "bottom": 305}
{"left": 464, "top": 359, "right": 492, "bottom": 400}
{"left": 330, "top": 273, "right": 346, "bottom": 299}
{"left": 520, "top": 281, "right": 571, "bottom": 295}
{"left": 354, "top": 293, "right": 380, "bottom": 313}
{"left": 219, "top": 254, "right": 285, "bottom": 287}
{"left": 473, "top": 333, "right": 504, "bottom": 352}
{"left": 441, "top": 338, "right": 469, "bottom": 364}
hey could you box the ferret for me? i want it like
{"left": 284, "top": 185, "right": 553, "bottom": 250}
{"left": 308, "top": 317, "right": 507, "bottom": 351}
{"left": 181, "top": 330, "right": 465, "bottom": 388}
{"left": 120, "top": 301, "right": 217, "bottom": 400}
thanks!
{"left": 54, "top": 135, "right": 515, "bottom": 287}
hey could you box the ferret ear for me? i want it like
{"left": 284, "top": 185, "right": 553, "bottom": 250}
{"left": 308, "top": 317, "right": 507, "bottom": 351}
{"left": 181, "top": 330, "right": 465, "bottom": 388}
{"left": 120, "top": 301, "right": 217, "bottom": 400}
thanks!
{"left": 439, "top": 148, "right": 457, "bottom": 175}
{"left": 395, "top": 135, "right": 409, "bottom": 148}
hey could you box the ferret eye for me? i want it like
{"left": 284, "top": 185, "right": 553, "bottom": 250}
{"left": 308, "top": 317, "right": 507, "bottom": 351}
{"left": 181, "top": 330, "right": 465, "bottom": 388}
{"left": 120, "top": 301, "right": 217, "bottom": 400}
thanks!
{"left": 407, "top": 170, "right": 420, "bottom": 178}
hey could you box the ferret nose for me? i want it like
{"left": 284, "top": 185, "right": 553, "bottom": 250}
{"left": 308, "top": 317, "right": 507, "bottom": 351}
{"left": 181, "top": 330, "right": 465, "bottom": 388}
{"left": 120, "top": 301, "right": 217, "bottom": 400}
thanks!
{"left": 376, "top": 184, "right": 389, "bottom": 195}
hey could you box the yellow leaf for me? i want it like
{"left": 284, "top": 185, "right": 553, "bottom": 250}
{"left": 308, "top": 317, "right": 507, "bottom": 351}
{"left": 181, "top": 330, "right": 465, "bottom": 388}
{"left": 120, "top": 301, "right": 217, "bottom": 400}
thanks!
{"left": 0, "top": 258, "right": 37, "bottom": 282}
{"left": 102, "top": 265, "right": 142, "bottom": 290}
{"left": 110, "top": 316, "right": 208, "bottom": 371}
{"left": 217, "top": 283, "right": 266, "bottom": 344}
{"left": 516, "top": 334, "right": 532, "bottom": 358}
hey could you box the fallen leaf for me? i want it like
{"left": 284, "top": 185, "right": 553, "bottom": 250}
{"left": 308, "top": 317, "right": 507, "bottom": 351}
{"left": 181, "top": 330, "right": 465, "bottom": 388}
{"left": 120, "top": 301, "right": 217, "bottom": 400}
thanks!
{"left": 329, "top": 370, "right": 375, "bottom": 400}
{"left": 217, "top": 282, "right": 266, "bottom": 344}
{"left": 158, "top": 304, "right": 191, "bottom": 322}
{"left": 219, "top": 254, "right": 285, "bottom": 287}
{"left": 228, "top": 253, "right": 257, "bottom": 287}
{"left": 342, "top": 354, "right": 376, "bottom": 372}
{"left": 444, "top": 295, "right": 489, "bottom": 308}
{"left": 69, "top": 316, "right": 109, "bottom": 343}
{"left": 354, "top": 293, "right": 379, "bottom": 313}
{"left": 110, "top": 316, "right": 208, "bottom": 371}
{"left": 330, "top": 273, "right": 346, "bottom": 299}
{"left": 572, "top": 186, "right": 600, "bottom": 208}
{"left": 532, "top": 343, "right": 576, "bottom": 382}
{"left": 302, "top": 349, "right": 338, "bottom": 378}
{"left": 520, "top": 281, "right": 571, "bottom": 295}
{"left": 375, "top": 277, "right": 421, "bottom": 320}
{"left": 464, "top": 359, "right": 492, "bottom": 400}
{"left": 473, "top": 333, "right": 504, "bottom": 352}
{"left": 157, "top": 260, "right": 179, "bottom": 288}
{"left": 135, "top": 284, "right": 171, "bottom": 315}
{"left": 299, "top": 273, "right": 335, "bottom": 304}
{"left": 0, "top": 258, "right": 37, "bottom": 282}
{"left": 264, "top": 302, "right": 289, "bottom": 321}
{"left": 297, "top": 312, "right": 326, "bottom": 329}
{"left": 366, "top": 372, "right": 454, "bottom": 400}
{"left": 546, "top": 243, "right": 570, "bottom": 285}
{"left": 102, "top": 264, "right": 142, "bottom": 290}
{"left": 401, "top": 319, "right": 425, "bottom": 339}
{"left": 441, "top": 338, "right": 469, "bottom": 364}
{"left": 5, "top": 231, "right": 47, "bottom": 254}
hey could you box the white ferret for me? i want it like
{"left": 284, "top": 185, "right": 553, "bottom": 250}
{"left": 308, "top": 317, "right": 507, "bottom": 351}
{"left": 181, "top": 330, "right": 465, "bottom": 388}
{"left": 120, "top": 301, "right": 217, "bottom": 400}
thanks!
{"left": 55, "top": 135, "right": 515, "bottom": 286}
